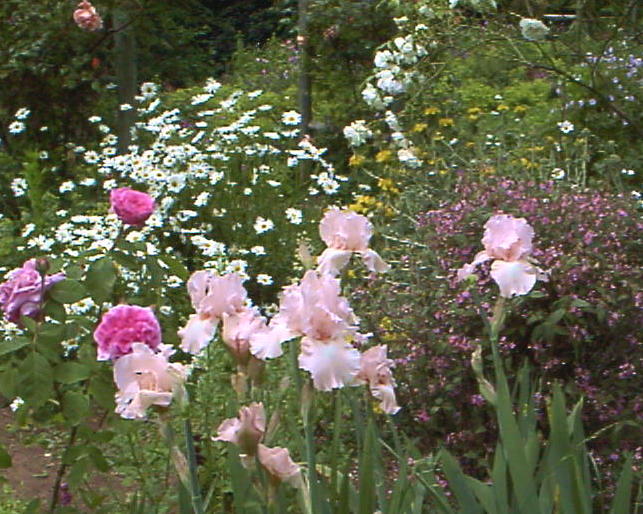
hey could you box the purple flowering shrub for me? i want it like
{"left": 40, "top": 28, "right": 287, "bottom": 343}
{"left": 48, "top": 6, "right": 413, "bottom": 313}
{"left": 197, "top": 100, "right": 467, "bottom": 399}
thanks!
{"left": 355, "top": 175, "right": 641, "bottom": 465}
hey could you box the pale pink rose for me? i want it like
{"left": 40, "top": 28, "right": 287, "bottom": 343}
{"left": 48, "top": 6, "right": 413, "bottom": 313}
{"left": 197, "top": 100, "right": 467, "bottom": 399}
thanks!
{"left": 214, "top": 403, "right": 266, "bottom": 457}
{"left": 317, "top": 208, "right": 389, "bottom": 276}
{"left": 0, "top": 259, "right": 64, "bottom": 324}
{"left": 355, "top": 345, "right": 400, "bottom": 414}
{"left": 249, "top": 271, "right": 357, "bottom": 361}
{"left": 298, "top": 336, "right": 361, "bottom": 391}
{"left": 113, "top": 343, "right": 186, "bottom": 420}
{"left": 94, "top": 305, "right": 161, "bottom": 361}
{"left": 257, "top": 444, "right": 302, "bottom": 486}
{"left": 109, "top": 187, "right": 155, "bottom": 226}
{"left": 178, "top": 271, "right": 248, "bottom": 355}
{"left": 221, "top": 308, "right": 268, "bottom": 366}
{"left": 457, "top": 214, "right": 546, "bottom": 298}
{"left": 73, "top": 0, "right": 103, "bottom": 31}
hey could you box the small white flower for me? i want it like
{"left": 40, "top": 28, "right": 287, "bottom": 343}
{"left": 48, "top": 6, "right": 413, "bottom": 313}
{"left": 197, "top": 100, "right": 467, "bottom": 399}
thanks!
{"left": 250, "top": 245, "right": 266, "bottom": 256}
{"left": 191, "top": 93, "right": 213, "bottom": 105}
{"left": 285, "top": 208, "right": 303, "bottom": 225}
{"left": 621, "top": 168, "right": 635, "bottom": 176}
{"left": 256, "top": 274, "right": 273, "bottom": 285}
{"left": 253, "top": 216, "right": 274, "bottom": 234}
{"left": 119, "top": 103, "right": 133, "bottom": 111}
{"left": 551, "top": 168, "right": 566, "bottom": 180}
{"left": 15, "top": 108, "right": 31, "bottom": 120}
{"left": 557, "top": 120, "right": 574, "bottom": 134}
{"left": 88, "top": 115, "right": 102, "bottom": 123}
{"left": 282, "top": 110, "right": 302, "bottom": 126}
{"left": 9, "top": 397, "right": 24, "bottom": 412}
{"left": 59, "top": 181, "right": 76, "bottom": 193}
{"left": 166, "top": 275, "right": 183, "bottom": 288}
{"left": 8, "top": 121, "right": 25, "bottom": 134}
{"left": 140, "top": 82, "right": 159, "bottom": 99}
{"left": 204, "top": 78, "right": 222, "bottom": 94}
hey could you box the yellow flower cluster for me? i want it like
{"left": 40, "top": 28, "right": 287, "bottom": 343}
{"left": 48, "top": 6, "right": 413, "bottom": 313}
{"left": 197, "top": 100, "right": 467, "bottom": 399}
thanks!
{"left": 424, "top": 106, "right": 440, "bottom": 115}
{"left": 377, "top": 177, "right": 400, "bottom": 194}
{"left": 349, "top": 154, "right": 365, "bottom": 167}
{"left": 375, "top": 150, "right": 393, "bottom": 163}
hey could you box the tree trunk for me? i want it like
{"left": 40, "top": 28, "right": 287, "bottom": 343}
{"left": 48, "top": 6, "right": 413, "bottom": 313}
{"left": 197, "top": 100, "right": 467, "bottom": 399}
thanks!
{"left": 113, "top": 7, "right": 137, "bottom": 155}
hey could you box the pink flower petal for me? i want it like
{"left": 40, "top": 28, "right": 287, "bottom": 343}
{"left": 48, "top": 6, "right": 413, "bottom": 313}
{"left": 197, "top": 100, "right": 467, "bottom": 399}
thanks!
{"left": 298, "top": 337, "right": 361, "bottom": 391}
{"left": 178, "top": 314, "right": 218, "bottom": 355}
{"left": 490, "top": 259, "right": 538, "bottom": 297}
{"left": 359, "top": 249, "right": 390, "bottom": 273}
{"left": 316, "top": 248, "right": 352, "bottom": 276}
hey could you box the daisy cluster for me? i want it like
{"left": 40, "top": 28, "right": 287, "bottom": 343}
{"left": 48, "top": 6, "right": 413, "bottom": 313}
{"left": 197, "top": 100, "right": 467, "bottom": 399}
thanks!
{"left": 28, "top": 78, "right": 346, "bottom": 296}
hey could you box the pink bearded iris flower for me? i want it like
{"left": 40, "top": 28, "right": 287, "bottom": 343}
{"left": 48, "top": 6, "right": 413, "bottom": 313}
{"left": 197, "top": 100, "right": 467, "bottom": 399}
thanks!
{"left": 0, "top": 259, "right": 65, "bottom": 324}
{"left": 94, "top": 305, "right": 161, "bottom": 361}
{"left": 113, "top": 343, "right": 186, "bottom": 420}
{"left": 250, "top": 270, "right": 361, "bottom": 391}
{"left": 457, "top": 214, "right": 547, "bottom": 297}
{"left": 317, "top": 208, "right": 390, "bottom": 276}
{"left": 221, "top": 307, "right": 269, "bottom": 368}
{"left": 178, "top": 271, "right": 247, "bottom": 355}
{"left": 355, "top": 345, "right": 400, "bottom": 414}
{"left": 214, "top": 402, "right": 266, "bottom": 458}
{"left": 257, "top": 444, "right": 302, "bottom": 487}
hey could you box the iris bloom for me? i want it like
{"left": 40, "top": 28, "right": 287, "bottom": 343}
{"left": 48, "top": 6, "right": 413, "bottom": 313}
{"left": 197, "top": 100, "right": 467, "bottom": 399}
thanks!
{"left": 178, "top": 271, "right": 247, "bottom": 354}
{"left": 113, "top": 343, "right": 186, "bottom": 420}
{"left": 457, "top": 214, "right": 547, "bottom": 297}
{"left": 250, "top": 270, "right": 362, "bottom": 391}
{"left": 317, "top": 208, "right": 389, "bottom": 276}
{"left": 355, "top": 345, "right": 400, "bottom": 414}
{"left": 214, "top": 403, "right": 266, "bottom": 458}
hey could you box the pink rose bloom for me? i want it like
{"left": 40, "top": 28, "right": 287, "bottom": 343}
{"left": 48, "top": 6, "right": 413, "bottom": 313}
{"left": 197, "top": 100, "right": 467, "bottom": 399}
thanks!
{"left": 317, "top": 208, "right": 390, "bottom": 276}
{"left": 257, "top": 444, "right": 302, "bottom": 487}
{"left": 355, "top": 345, "right": 400, "bottom": 414}
{"left": 109, "top": 187, "right": 155, "bottom": 226}
{"left": 214, "top": 403, "right": 266, "bottom": 458}
{"left": 0, "top": 259, "right": 64, "bottom": 324}
{"left": 73, "top": 0, "right": 103, "bottom": 31}
{"left": 178, "top": 271, "right": 248, "bottom": 355}
{"left": 250, "top": 270, "right": 357, "bottom": 361}
{"left": 114, "top": 343, "right": 186, "bottom": 420}
{"left": 94, "top": 305, "right": 162, "bottom": 361}
{"left": 457, "top": 214, "right": 547, "bottom": 298}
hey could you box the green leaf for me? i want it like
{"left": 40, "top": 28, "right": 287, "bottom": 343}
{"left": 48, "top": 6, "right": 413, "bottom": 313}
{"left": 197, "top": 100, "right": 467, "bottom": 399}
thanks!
{"left": 18, "top": 352, "right": 53, "bottom": 409}
{"left": 85, "top": 257, "right": 117, "bottom": 304}
{"left": 0, "top": 443, "right": 11, "bottom": 468}
{"left": 55, "top": 362, "right": 91, "bottom": 384}
{"left": 358, "top": 421, "right": 377, "bottom": 514}
{"left": 48, "top": 279, "right": 88, "bottom": 304}
{"left": 158, "top": 255, "right": 189, "bottom": 281}
{"left": 610, "top": 455, "right": 633, "bottom": 514}
{"left": 62, "top": 391, "right": 89, "bottom": 425}
{"left": 439, "top": 449, "right": 483, "bottom": 513}
{"left": 42, "top": 299, "right": 67, "bottom": 323}
{"left": 0, "top": 337, "right": 29, "bottom": 357}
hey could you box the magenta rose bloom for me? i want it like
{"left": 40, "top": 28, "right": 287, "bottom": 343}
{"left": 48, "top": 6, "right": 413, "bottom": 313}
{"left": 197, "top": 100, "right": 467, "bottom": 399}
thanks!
{"left": 110, "top": 187, "right": 155, "bottom": 226}
{"left": 94, "top": 305, "right": 162, "bottom": 361}
{"left": 0, "top": 259, "right": 65, "bottom": 324}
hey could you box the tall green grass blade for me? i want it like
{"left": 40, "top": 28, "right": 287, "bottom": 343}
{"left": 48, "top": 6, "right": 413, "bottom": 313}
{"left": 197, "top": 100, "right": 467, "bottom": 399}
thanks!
{"left": 491, "top": 344, "right": 541, "bottom": 513}
{"left": 358, "top": 420, "right": 377, "bottom": 514}
{"left": 610, "top": 455, "right": 633, "bottom": 514}
{"left": 439, "top": 449, "right": 483, "bottom": 513}
{"left": 491, "top": 443, "right": 509, "bottom": 514}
